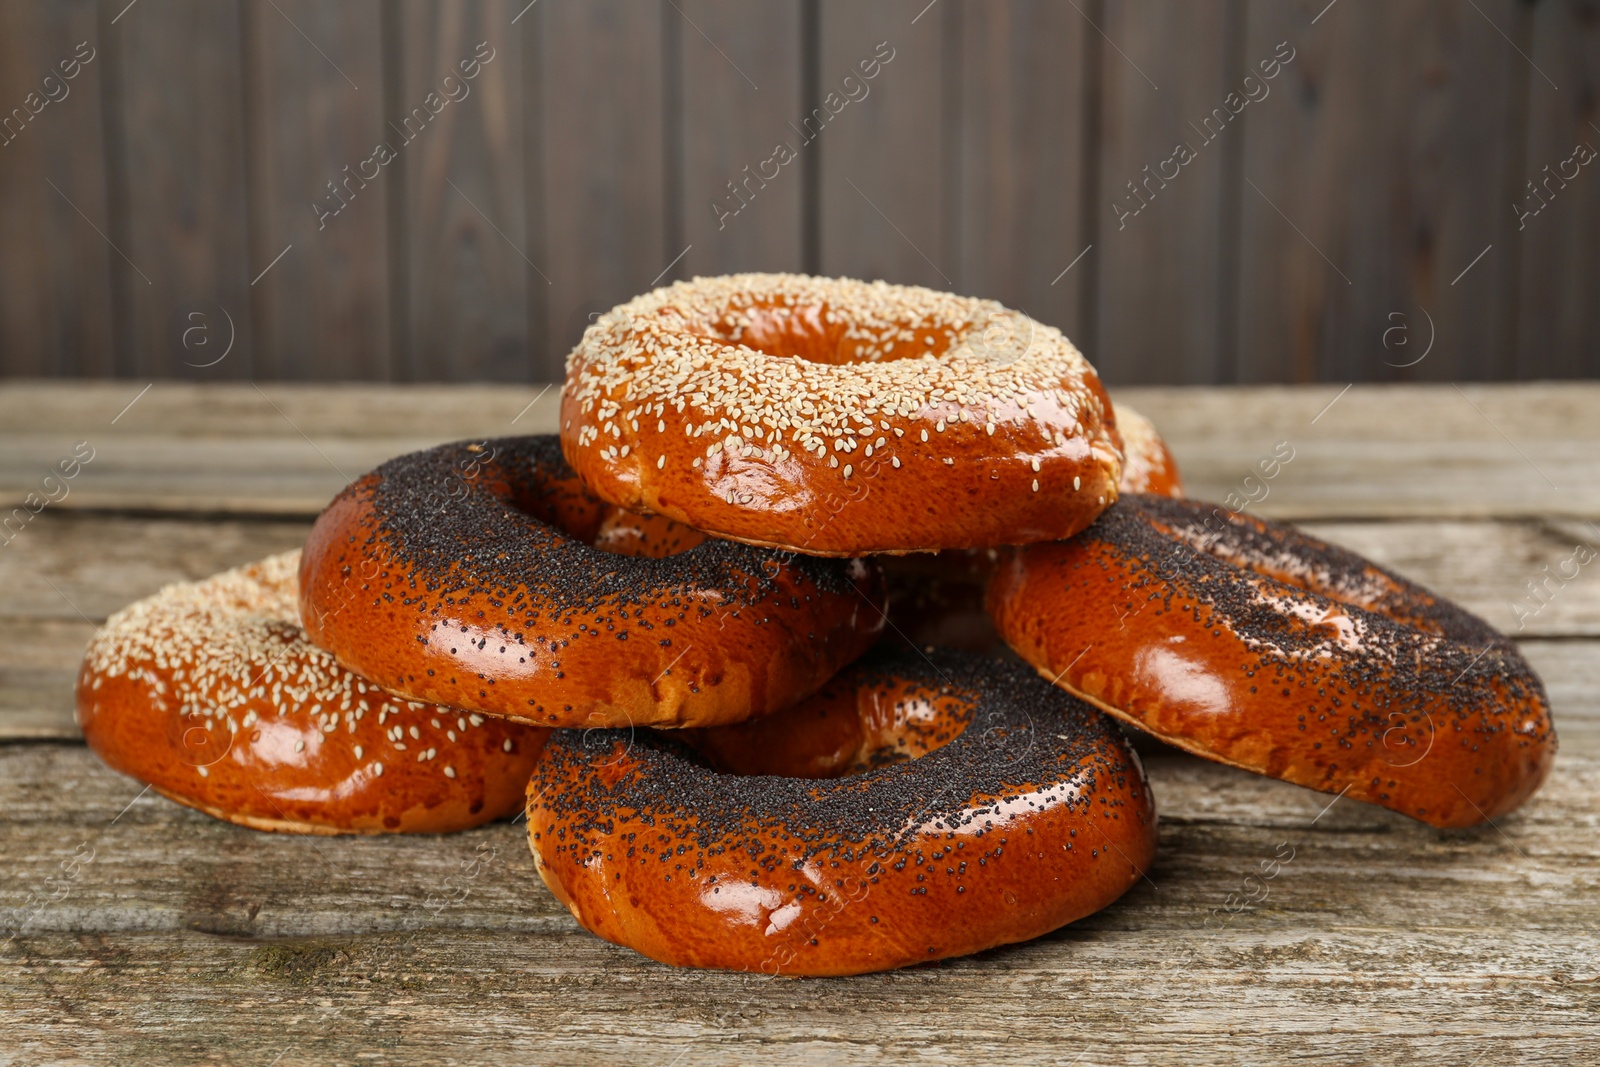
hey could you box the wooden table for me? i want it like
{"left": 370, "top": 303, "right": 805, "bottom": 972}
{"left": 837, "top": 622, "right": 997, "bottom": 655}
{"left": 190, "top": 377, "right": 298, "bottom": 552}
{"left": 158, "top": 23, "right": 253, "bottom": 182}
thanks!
{"left": 3, "top": 381, "right": 1597, "bottom": 1066}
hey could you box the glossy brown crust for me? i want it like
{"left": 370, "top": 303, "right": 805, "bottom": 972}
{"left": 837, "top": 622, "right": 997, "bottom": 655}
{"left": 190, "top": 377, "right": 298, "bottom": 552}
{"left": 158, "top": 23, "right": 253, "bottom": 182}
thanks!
{"left": 1112, "top": 402, "right": 1184, "bottom": 497}
{"left": 526, "top": 649, "right": 1157, "bottom": 976}
{"left": 873, "top": 405, "right": 1181, "bottom": 656}
{"left": 299, "top": 436, "right": 885, "bottom": 730}
{"left": 75, "top": 553, "right": 547, "bottom": 835}
{"left": 561, "top": 274, "right": 1122, "bottom": 555}
{"left": 592, "top": 506, "right": 708, "bottom": 559}
{"left": 988, "top": 496, "right": 1557, "bottom": 828}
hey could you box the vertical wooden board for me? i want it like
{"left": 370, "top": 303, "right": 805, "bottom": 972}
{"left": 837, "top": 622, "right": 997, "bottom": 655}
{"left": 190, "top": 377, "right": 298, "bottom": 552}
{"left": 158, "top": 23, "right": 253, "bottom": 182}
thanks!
{"left": 957, "top": 0, "right": 1091, "bottom": 343}
{"left": 106, "top": 0, "right": 255, "bottom": 379}
{"left": 1093, "top": 0, "right": 1237, "bottom": 385}
{"left": 244, "top": 0, "right": 391, "bottom": 381}
{"left": 679, "top": 0, "right": 804, "bottom": 278}
{"left": 1236, "top": 0, "right": 1526, "bottom": 384}
{"left": 818, "top": 0, "right": 951, "bottom": 289}
{"left": 0, "top": 0, "right": 113, "bottom": 378}
{"left": 396, "top": 0, "right": 529, "bottom": 382}
{"left": 1517, "top": 0, "right": 1600, "bottom": 380}
{"left": 533, "top": 0, "right": 666, "bottom": 374}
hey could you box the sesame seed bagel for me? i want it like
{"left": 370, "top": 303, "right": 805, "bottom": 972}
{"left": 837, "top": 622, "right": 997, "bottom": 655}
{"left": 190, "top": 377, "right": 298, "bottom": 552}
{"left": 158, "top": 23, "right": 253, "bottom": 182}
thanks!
{"left": 299, "top": 435, "right": 885, "bottom": 730}
{"left": 75, "top": 552, "right": 547, "bottom": 835}
{"left": 1113, "top": 402, "right": 1184, "bottom": 497}
{"left": 561, "top": 273, "right": 1123, "bottom": 555}
{"left": 526, "top": 647, "right": 1157, "bottom": 976}
{"left": 876, "top": 403, "right": 1181, "bottom": 657}
{"left": 988, "top": 495, "right": 1558, "bottom": 828}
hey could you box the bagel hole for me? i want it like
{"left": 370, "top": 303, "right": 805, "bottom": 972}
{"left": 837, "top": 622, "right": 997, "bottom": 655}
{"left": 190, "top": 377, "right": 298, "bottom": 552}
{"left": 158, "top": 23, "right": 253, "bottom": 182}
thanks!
{"left": 709, "top": 303, "right": 944, "bottom": 365}
{"left": 682, "top": 678, "right": 971, "bottom": 780}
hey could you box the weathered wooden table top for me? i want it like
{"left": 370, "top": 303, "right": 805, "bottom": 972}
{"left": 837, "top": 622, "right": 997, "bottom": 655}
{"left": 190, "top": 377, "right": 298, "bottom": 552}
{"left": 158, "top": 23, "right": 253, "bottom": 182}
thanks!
{"left": 2, "top": 381, "right": 1596, "bottom": 1066}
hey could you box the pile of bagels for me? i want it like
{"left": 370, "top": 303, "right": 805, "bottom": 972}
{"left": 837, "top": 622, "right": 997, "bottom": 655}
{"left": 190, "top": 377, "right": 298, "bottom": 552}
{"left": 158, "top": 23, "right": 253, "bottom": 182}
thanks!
{"left": 77, "top": 274, "right": 1556, "bottom": 977}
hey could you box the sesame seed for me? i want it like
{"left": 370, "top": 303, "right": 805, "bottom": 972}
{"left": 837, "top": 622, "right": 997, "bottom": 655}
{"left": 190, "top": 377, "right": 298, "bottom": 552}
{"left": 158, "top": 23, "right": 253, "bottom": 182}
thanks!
{"left": 444, "top": 766, "right": 457, "bottom": 778}
{"left": 553, "top": 274, "right": 1123, "bottom": 541}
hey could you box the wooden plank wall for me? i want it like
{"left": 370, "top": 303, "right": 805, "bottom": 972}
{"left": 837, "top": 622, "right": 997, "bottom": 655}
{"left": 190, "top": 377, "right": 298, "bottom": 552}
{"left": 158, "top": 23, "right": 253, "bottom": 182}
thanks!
{"left": 0, "top": 0, "right": 1595, "bottom": 385}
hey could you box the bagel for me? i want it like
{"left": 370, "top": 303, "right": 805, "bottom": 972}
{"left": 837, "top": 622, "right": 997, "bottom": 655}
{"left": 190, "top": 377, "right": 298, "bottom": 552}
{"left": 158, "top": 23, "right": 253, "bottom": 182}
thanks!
{"left": 879, "top": 401, "right": 1183, "bottom": 655}
{"left": 592, "top": 505, "right": 707, "bottom": 559}
{"left": 75, "top": 552, "right": 546, "bottom": 834}
{"left": 1113, "top": 402, "right": 1183, "bottom": 497}
{"left": 299, "top": 435, "right": 884, "bottom": 730}
{"left": 561, "top": 273, "right": 1122, "bottom": 555}
{"left": 526, "top": 647, "right": 1157, "bottom": 976}
{"left": 987, "top": 495, "right": 1557, "bottom": 828}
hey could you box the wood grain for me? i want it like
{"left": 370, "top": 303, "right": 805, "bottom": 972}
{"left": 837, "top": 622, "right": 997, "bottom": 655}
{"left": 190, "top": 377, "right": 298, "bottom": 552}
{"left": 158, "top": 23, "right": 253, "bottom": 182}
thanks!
{"left": 244, "top": 0, "right": 392, "bottom": 381}
{"left": 2, "top": 3, "right": 1599, "bottom": 384}
{"left": 1516, "top": 0, "right": 1600, "bottom": 381}
{"left": 677, "top": 0, "right": 806, "bottom": 277}
{"left": 3, "top": 382, "right": 1595, "bottom": 519}
{"left": 394, "top": 0, "right": 531, "bottom": 383}
{"left": 103, "top": 0, "right": 255, "bottom": 380}
{"left": 818, "top": 0, "right": 953, "bottom": 289}
{"left": 1, "top": 744, "right": 1595, "bottom": 1065}
{"left": 1236, "top": 0, "right": 1527, "bottom": 383}
{"left": 5, "top": 511, "right": 1597, "bottom": 636}
{"left": 956, "top": 0, "right": 1092, "bottom": 339}
{"left": 0, "top": 619, "right": 96, "bottom": 739}
{"left": 0, "top": 0, "right": 114, "bottom": 378}
{"left": 5, "top": 506, "right": 1598, "bottom": 742}
{"left": 1093, "top": 0, "right": 1239, "bottom": 384}
{"left": 531, "top": 0, "right": 667, "bottom": 379}
{"left": 1, "top": 382, "right": 1597, "bottom": 1064}
{"left": 0, "top": 513, "right": 310, "bottom": 623}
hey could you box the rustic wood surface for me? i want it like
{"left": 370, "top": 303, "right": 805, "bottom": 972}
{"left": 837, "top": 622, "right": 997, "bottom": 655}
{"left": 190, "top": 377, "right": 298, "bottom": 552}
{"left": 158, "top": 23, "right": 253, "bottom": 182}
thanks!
{"left": 244, "top": 0, "right": 391, "bottom": 383}
{"left": 2, "top": 382, "right": 1597, "bottom": 1065}
{"left": 4, "top": 0, "right": 1597, "bottom": 385}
